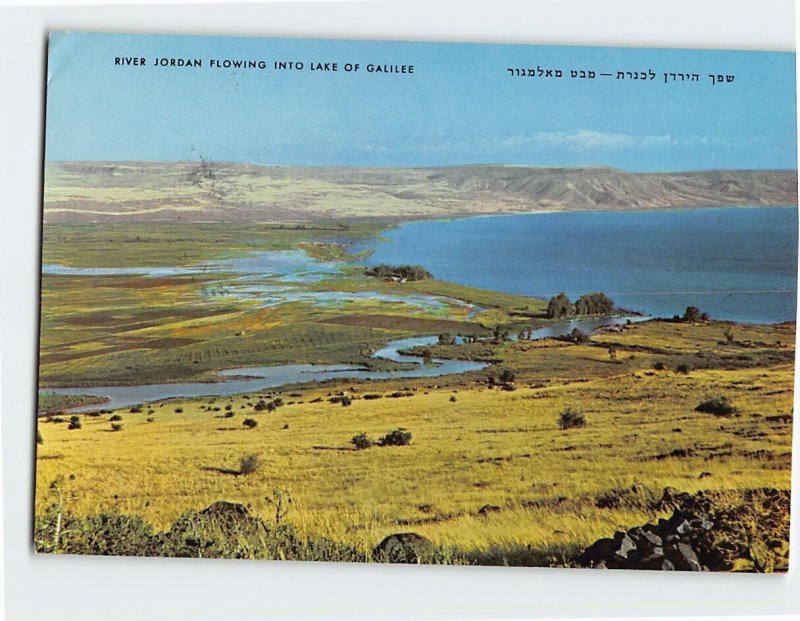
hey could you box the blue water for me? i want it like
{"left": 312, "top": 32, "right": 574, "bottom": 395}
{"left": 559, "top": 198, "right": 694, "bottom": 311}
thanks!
{"left": 364, "top": 207, "right": 798, "bottom": 324}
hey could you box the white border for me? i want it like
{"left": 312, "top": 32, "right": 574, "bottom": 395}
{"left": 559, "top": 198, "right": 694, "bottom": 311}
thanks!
{"left": 1, "top": 2, "right": 798, "bottom": 620}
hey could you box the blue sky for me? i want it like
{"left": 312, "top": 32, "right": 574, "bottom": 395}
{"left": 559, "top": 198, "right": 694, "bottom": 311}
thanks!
{"left": 46, "top": 32, "right": 796, "bottom": 171}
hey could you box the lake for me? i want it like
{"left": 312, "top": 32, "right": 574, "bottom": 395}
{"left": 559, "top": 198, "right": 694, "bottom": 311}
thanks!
{"left": 364, "top": 207, "right": 798, "bottom": 324}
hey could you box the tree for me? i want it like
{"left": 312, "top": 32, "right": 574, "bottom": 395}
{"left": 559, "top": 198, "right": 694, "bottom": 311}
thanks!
{"left": 546, "top": 292, "right": 572, "bottom": 319}
{"left": 574, "top": 292, "right": 614, "bottom": 315}
{"left": 364, "top": 264, "right": 432, "bottom": 281}
{"left": 682, "top": 306, "right": 702, "bottom": 324}
{"left": 438, "top": 333, "right": 455, "bottom": 346}
{"left": 493, "top": 326, "right": 509, "bottom": 343}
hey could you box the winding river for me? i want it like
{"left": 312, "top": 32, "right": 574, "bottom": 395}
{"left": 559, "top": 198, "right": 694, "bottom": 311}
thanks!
{"left": 43, "top": 316, "right": 640, "bottom": 414}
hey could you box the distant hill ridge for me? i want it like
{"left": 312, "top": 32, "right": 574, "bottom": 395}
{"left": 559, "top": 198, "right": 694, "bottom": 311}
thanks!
{"left": 43, "top": 161, "right": 798, "bottom": 223}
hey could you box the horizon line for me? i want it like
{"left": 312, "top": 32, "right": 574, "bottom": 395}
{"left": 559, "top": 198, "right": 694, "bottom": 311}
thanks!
{"left": 44, "top": 159, "right": 800, "bottom": 175}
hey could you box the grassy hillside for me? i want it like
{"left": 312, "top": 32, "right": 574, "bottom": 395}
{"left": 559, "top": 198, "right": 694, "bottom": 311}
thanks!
{"left": 35, "top": 320, "right": 794, "bottom": 568}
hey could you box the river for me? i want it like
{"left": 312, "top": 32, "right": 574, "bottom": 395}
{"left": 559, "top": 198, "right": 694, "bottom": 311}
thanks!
{"left": 42, "top": 316, "right": 638, "bottom": 413}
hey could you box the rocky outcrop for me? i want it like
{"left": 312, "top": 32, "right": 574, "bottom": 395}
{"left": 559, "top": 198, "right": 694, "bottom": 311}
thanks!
{"left": 578, "top": 510, "right": 711, "bottom": 570}
{"left": 578, "top": 488, "right": 790, "bottom": 572}
{"left": 373, "top": 532, "right": 435, "bottom": 563}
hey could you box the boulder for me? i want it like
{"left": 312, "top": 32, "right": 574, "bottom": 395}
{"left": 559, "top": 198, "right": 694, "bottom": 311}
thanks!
{"left": 373, "top": 532, "right": 435, "bottom": 564}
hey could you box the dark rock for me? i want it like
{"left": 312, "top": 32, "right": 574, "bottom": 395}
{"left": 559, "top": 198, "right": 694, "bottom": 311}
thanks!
{"left": 478, "top": 504, "right": 501, "bottom": 516}
{"left": 200, "top": 501, "right": 249, "bottom": 518}
{"left": 576, "top": 488, "right": 789, "bottom": 572}
{"left": 373, "top": 532, "right": 434, "bottom": 564}
{"left": 579, "top": 537, "right": 616, "bottom": 563}
{"left": 640, "top": 530, "right": 663, "bottom": 548}
{"left": 661, "top": 559, "right": 676, "bottom": 571}
{"left": 676, "top": 519, "right": 693, "bottom": 535}
{"left": 666, "top": 542, "right": 702, "bottom": 571}
{"left": 613, "top": 533, "right": 637, "bottom": 560}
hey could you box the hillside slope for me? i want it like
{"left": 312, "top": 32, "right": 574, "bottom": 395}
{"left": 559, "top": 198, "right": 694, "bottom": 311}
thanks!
{"left": 43, "top": 161, "right": 797, "bottom": 222}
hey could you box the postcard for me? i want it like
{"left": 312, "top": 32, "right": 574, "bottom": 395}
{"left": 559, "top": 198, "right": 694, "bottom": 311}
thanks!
{"left": 35, "top": 32, "right": 796, "bottom": 571}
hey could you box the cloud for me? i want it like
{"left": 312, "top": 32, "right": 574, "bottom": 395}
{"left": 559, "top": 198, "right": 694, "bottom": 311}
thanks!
{"left": 532, "top": 129, "right": 675, "bottom": 151}
{"left": 347, "top": 129, "right": 722, "bottom": 161}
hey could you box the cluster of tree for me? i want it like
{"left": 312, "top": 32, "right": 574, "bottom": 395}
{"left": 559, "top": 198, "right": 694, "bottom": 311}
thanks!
{"left": 666, "top": 306, "right": 710, "bottom": 324}
{"left": 546, "top": 291, "right": 615, "bottom": 318}
{"left": 681, "top": 306, "right": 710, "bottom": 324}
{"left": 364, "top": 264, "right": 433, "bottom": 281}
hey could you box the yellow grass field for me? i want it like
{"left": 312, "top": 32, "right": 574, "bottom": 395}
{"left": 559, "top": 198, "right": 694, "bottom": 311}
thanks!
{"left": 35, "top": 320, "right": 794, "bottom": 566}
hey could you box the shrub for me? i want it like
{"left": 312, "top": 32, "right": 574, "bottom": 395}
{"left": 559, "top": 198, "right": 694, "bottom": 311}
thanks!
{"left": 110, "top": 423, "right": 123, "bottom": 432}
{"left": 676, "top": 363, "right": 691, "bottom": 374}
{"left": 146, "top": 416, "right": 155, "bottom": 423}
{"left": 378, "top": 428, "right": 412, "bottom": 447}
{"left": 109, "top": 414, "right": 123, "bottom": 422}
{"left": 256, "top": 398, "right": 282, "bottom": 412}
{"left": 224, "top": 404, "right": 232, "bottom": 411}
{"left": 351, "top": 432, "right": 373, "bottom": 450}
{"left": 239, "top": 454, "right": 259, "bottom": 475}
{"left": 498, "top": 369, "right": 516, "bottom": 384}
{"left": 654, "top": 362, "right": 667, "bottom": 371}
{"left": 340, "top": 396, "right": 352, "bottom": 407}
{"left": 558, "top": 407, "right": 586, "bottom": 430}
{"left": 129, "top": 406, "right": 142, "bottom": 413}
{"left": 450, "top": 395, "right": 457, "bottom": 403}
{"left": 363, "top": 393, "right": 382, "bottom": 400}
{"left": 68, "top": 416, "right": 82, "bottom": 430}
{"left": 224, "top": 411, "right": 235, "bottom": 419}
{"left": 174, "top": 407, "right": 183, "bottom": 413}
{"left": 695, "top": 396, "right": 737, "bottom": 417}
{"left": 569, "top": 328, "right": 589, "bottom": 344}
{"left": 243, "top": 418, "right": 258, "bottom": 429}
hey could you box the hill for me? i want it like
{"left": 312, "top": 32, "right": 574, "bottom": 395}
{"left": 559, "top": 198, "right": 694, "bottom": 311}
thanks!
{"left": 43, "top": 161, "right": 797, "bottom": 223}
